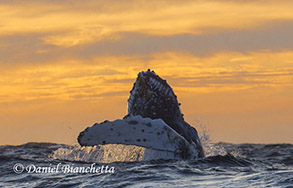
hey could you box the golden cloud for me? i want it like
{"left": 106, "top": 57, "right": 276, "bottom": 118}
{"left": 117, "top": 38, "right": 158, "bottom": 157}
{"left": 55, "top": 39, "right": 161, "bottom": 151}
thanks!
{"left": 1, "top": 50, "right": 292, "bottom": 103}
{"left": 0, "top": 0, "right": 293, "bottom": 47}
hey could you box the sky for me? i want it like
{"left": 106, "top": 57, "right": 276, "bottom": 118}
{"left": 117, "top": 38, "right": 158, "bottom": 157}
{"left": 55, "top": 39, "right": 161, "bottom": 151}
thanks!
{"left": 0, "top": 0, "right": 292, "bottom": 145}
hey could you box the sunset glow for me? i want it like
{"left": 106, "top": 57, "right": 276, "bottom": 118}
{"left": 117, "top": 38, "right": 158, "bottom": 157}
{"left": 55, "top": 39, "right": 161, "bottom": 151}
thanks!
{"left": 0, "top": 0, "right": 292, "bottom": 145}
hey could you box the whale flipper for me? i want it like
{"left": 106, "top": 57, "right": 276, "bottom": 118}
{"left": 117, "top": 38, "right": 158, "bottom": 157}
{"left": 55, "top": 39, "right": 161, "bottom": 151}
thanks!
{"left": 78, "top": 115, "right": 199, "bottom": 158}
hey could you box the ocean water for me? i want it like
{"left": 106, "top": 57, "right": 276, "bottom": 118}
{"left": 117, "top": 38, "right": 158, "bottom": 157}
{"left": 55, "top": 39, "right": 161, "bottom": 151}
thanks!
{"left": 0, "top": 142, "right": 292, "bottom": 188}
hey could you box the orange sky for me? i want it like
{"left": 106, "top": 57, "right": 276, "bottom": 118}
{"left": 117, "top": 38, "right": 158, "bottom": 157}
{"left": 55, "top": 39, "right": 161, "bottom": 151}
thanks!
{"left": 0, "top": 0, "right": 292, "bottom": 145}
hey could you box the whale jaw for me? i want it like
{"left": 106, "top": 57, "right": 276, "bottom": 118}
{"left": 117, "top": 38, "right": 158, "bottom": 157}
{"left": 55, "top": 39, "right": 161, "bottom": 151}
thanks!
{"left": 127, "top": 70, "right": 204, "bottom": 157}
{"left": 127, "top": 70, "right": 183, "bottom": 128}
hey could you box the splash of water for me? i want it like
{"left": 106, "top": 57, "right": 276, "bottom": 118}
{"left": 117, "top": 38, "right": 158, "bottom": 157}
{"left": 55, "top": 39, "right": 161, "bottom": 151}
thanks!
{"left": 197, "top": 123, "right": 226, "bottom": 157}
{"left": 51, "top": 143, "right": 180, "bottom": 163}
{"left": 51, "top": 144, "right": 145, "bottom": 163}
{"left": 197, "top": 122, "right": 245, "bottom": 158}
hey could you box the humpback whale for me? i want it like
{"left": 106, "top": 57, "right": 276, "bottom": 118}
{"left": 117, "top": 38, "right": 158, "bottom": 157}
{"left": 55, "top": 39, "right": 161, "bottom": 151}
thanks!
{"left": 78, "top": 70, "right": 204, "bottom": 159}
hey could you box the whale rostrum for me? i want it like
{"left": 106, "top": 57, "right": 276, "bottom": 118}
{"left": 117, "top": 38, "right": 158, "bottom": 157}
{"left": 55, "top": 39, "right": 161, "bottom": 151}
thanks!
{"left": 78, "top": 70, "right": 204, "bottom": 159}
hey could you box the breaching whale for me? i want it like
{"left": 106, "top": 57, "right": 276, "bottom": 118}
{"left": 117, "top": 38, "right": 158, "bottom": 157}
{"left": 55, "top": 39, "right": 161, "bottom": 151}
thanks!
{"left": 78, "top": 70, "right": 204, "bottom": 159}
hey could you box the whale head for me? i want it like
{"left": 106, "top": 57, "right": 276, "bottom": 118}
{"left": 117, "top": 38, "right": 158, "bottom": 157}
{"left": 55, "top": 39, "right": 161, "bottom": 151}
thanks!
{"left": 127, "top": 70, "right": 184, "bottom": 126}
{"left": 127, "top": 70, "right": 205, "bottom": 158}
{"left": 77, "top": 69, "right": 204, "bottom": 159}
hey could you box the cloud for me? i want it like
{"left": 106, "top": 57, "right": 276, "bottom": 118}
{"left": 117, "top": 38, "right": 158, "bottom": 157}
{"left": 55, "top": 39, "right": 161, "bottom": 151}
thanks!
{"left": 164, "top": 70, "right": 293, "bottom": 88}
{"left": 0, "top": 0, "right": 293, "bottom": 105}
{"left": 1, "top": 20, "right": 292, "bottom": 66}
{"left": 1, "top": 0, "right": 293, "bottom": 47}
{"left": 71, "top": 21, "right": 293, "bottom": 57}
{"left": 42, "top": 26, "right": 119, "bottom": 47}
{"left": 1, "top": 50, "right": 293, "bottom": 103}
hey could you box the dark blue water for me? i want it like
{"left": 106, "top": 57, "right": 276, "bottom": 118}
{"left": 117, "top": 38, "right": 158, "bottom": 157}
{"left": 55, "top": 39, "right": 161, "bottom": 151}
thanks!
{"left": 0, "top": 142, "right": 292, "bottom": 188}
